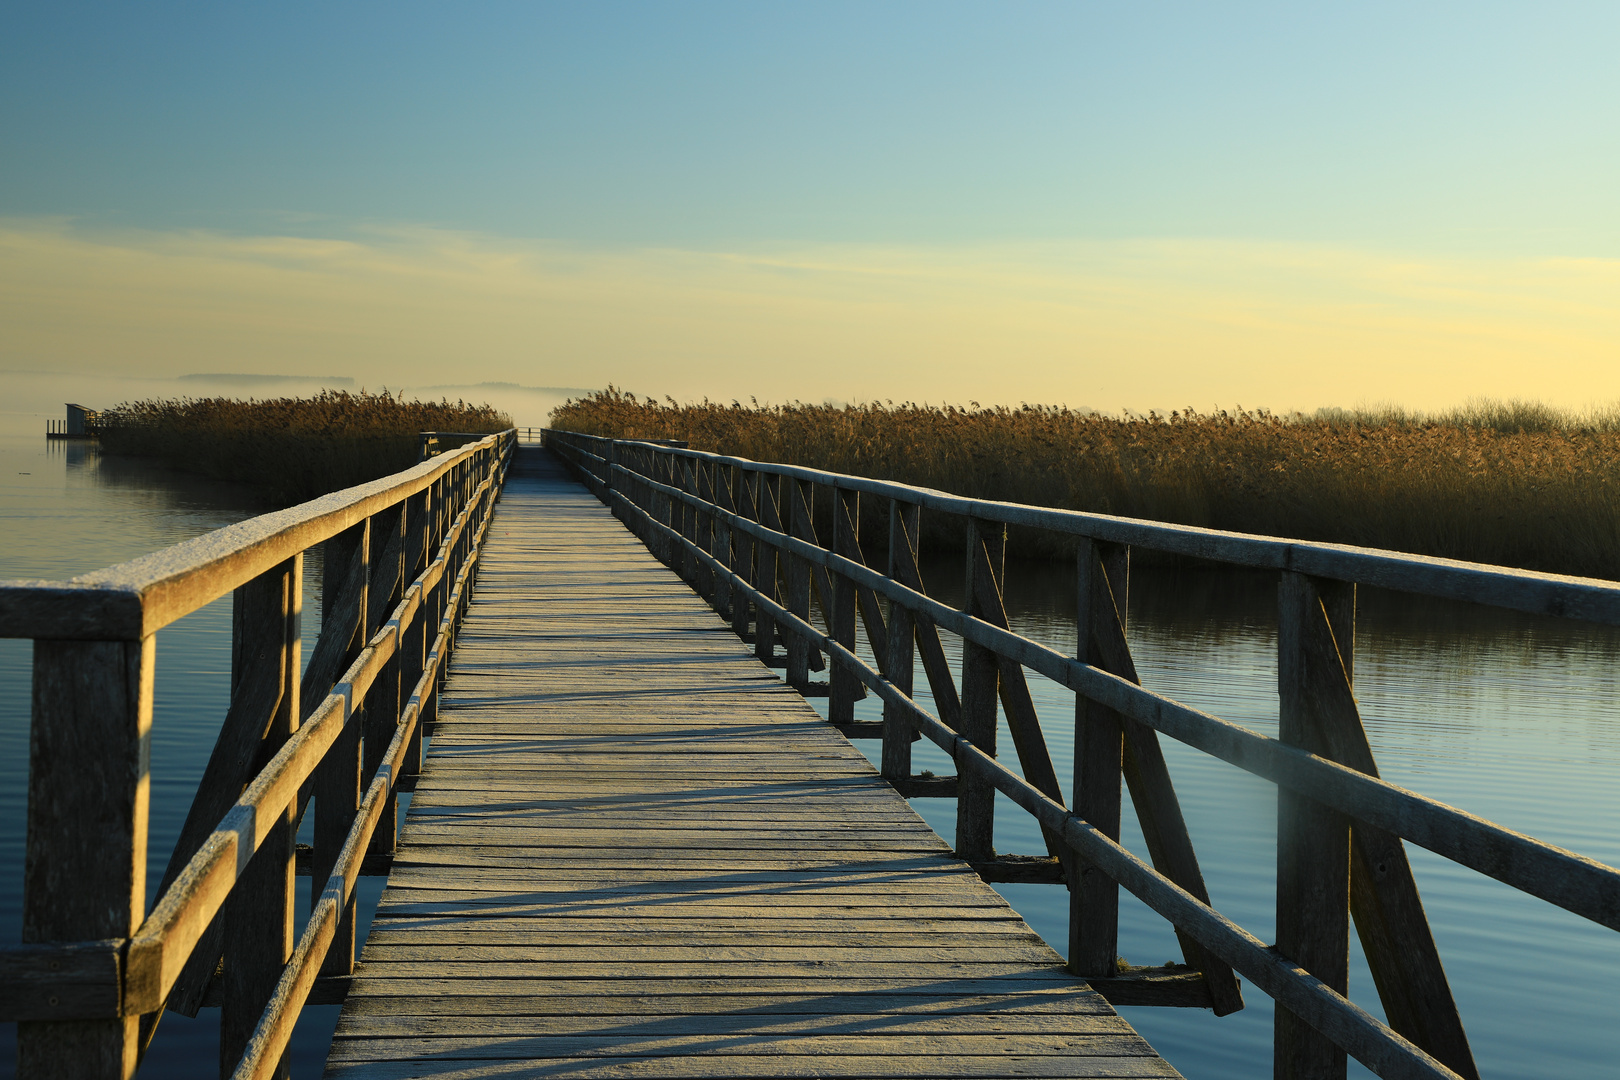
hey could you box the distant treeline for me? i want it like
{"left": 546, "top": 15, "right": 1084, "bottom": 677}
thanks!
{"left": 550, "top": 388, "right": 1620, "bottom": 579}
{"left": 100, "top": 390, "right": 511, "bottom": 504}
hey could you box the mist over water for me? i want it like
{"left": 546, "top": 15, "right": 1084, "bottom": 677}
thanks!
{"left": 2, "top": 417, "right": 1616, "bottom": 1078}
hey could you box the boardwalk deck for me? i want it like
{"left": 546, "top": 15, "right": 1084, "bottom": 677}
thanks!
{"left": 324, "top": 448, "right": 1180, "bottom": 1079}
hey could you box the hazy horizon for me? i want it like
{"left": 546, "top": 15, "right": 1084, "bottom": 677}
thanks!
{"left": 5, "top": 4, "right": 1619, "bottom": 415}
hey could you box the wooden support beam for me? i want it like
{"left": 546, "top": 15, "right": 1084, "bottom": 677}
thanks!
{"left": 753, "top": 473, "right": 782, "bottom": 667}
{"left": 1276, "top": 572, "right": 1352, "bottom": 1080}
{"left": 1086, "top": 966, "right": 1217, "bottom": 1009}
{"left": 1077, "top": 549, "right": 1245, "bottom": 1016}
{"left": 892, "top": 774, "right": 959, "bottom": 798}
{"left": 1290, "top": 576, "right": 1480, "bottom": 1080}
{"left": 966, "top": 547, "right": 1079, "bottom": 883}
{"left": 970, "top": 854, "right": 1066, "bottom": 884}
{"left": 886, "top": 509, "right": 963, "bottom": 731}
{"left": 1071, "top": 539, "right": 1125, "bottom": 980}
{"left": 829, "top": 488, "right": 862, "bottom": 725}
{"left": 882, "top": 500, "right": 919, "bottom": 782}
{"left": 220, "top": 556, "right": 301, "bottom": 1080}
{"left": 955, "top": 517, "right": 1002, "bottom": 862}
{"left": 21, "top": 637, "right": 152, "bottom": 1079}
{"left": 364, "top": 506, "right": 405, "bottom": 861}
{"left": 724, "top": 464, "right": 750, "bottom": 639}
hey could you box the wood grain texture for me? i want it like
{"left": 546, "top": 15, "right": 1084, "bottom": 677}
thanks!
{"left": 20, "top": 637, "right": 151, "bottom": 1078}
{"left": 326, "top": 447, "right": 1180, "bottom": 1080}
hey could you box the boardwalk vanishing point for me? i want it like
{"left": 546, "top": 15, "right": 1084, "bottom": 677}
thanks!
{"left": 326, "top": 448, "right": 1178, "bottom": 1078}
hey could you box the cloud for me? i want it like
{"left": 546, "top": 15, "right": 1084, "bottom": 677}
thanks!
{"left": 2, "top": 217, "right": 1618, "bottom": 413}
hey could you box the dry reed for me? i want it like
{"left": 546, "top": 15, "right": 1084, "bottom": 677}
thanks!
{"left": 100, "top": 390, "right": 511, "bottom": 504}
{"left": 550, "top": 388, "right": 1620, "bottom": 579}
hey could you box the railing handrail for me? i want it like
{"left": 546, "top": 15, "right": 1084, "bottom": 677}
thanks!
{"left": 0, "top": 429, "right": 513, "bottom": 641}
{"left": 6, "top": 429, "right": 516, "bottom": 1079}
{"left": 543, "top": 426, "right": 1620, "bottom": 1080}
{"left": 551, "top": 430, "right": 1620, "bottom": 627}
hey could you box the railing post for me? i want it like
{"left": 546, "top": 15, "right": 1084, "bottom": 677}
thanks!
{"left": 314, "top": 520, "right": 368, "bottom": 980}
{"left": 956, "top": 516, "right": 1003, "bottom": 862}
{"left": 829, "top": 486, "right": 861, "bottom": 725}
{"left": 1070, "top": 538, "right": 1126, "bottom": 976}
{"left": 882, "top": 499, "right": 920, "bottom": 781}
{"left": 693, "top": 460, "right": 716, "bottom": 601}
{"left": 400, "top": 488, "right": 432, "bottom": 785}
{"left": 729, "top": 464, "right": 752, "bottom": 640}
{"left": 220, "top": 555, "right": 302, "bottom": 1080}
{"left": 714, "top": 462, "right": 736, "bottom": 621}
{"left": 365, "top": 506, "right": 406, "bottom": 860}
{"left": 1275, "top": 571, "right": 1353, "bottom": 1080}
{"left": 20, "top": 636, "right": 153, "bottom": 1079}
{"left": 784, "top": 479, "right": 815, "bottom": 691}
{"left": 755, "top": 473, "right": 782, "bottom": 666}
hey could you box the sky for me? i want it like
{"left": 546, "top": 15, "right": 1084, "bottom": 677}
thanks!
{"left": 3, "top": 1, "right": 1619, "bottom": 423}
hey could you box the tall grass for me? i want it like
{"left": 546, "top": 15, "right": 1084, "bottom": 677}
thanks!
{"left": 551, "top": 388, "right": 1620, "bottom": 579}
{"left": 100, "top": 390, "right": 511, "bottom": 504}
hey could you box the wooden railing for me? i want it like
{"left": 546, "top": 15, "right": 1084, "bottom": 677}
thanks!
{"left": 0, "top": 429, "right": 514, "bottom": 1079}
{"left": 545, "top": 427, "right": 1620, "bottom": 1080}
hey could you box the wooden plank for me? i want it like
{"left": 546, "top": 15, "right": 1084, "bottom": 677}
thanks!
{"left": 0, "top": 941, "right": 123, "bottom": 1022}
{"left": 323, "top": 1056, "right": 1178, "bottom": 1079}
{"left": 21, "top": 637, "right": 151, "bottom": 1078}
{"left": 336, "top": 1013, "right": 1135, "bottom": 1036}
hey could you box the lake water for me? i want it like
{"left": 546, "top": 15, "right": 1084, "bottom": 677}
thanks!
{"left": 2, "top": 423, "right": 1617, "bottom": 1078}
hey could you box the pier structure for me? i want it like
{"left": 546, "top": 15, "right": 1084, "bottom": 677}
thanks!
{"left": 3, "top": 430, "right": 1619, "bottom": 1079}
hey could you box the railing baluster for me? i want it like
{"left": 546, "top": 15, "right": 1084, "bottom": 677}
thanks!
{"left": 784, "top": 479, "right": 815, "bottom": 691}
{"left": 714, "top": 463, "right": 736, "bottom": 622}
{"left": 728, "top": 464, "right": 751, "bottom": 639}
{"left": 1071, "top": 538, "right": 1125, "bottom": 977}
{"left": 313, "top": 520, "right": 369, "bottom": 980}
{"left": 882, "top": 499, "right": 920, "bottom": 782}
{"left": 364, "top": 506, "right": 407, "bottom": 860}
{"left": 220, "top": 555, "right": 301, "bottom": 1079}
{"left": 400, "top": 488, "right": 432, "bottom": 785}
{"left": 956, "top": 517, "right": 1003, "bottom": 862}
{"left": 20, "top": 636, "right": 152, "bottom": 1077}
{"left": 1275, "top": 571, "right": 1353, "bottom": 1080}
{"left": 755, "top": 473, "right": 782, "bottom": 666}
{"left": 829, "top": 487, "right": 861, "bottom": 725}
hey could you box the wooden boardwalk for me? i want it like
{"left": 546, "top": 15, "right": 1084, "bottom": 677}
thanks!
{"left": 324, "top": 448, "right": 1179, "bottom": 1079}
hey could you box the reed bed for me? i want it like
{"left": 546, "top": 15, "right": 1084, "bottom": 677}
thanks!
{"left": 100, "top": 390, "right": 511, "bottom": 504}
{"left": 551, "top": 389, "right": 1620, "bottom": 579}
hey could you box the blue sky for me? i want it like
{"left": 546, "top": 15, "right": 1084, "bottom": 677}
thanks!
{"left": 4, "top": 2, "right": 1619, "bottom": 419}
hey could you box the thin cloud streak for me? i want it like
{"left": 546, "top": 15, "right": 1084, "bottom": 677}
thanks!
{"left": 2, "top": 218, "right": 1617, "bottom": 412}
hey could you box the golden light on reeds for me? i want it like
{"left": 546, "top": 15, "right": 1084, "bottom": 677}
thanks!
{"left": 552, "top": 390, "right": 1620, "bottom": 579}
{"left": 99, "top": 391, "right": 510, "bottom": 504}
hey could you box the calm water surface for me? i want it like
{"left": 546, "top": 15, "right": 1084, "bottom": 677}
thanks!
{"left": 3, "top": 424, "right": 1617, "bottom": 1078}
